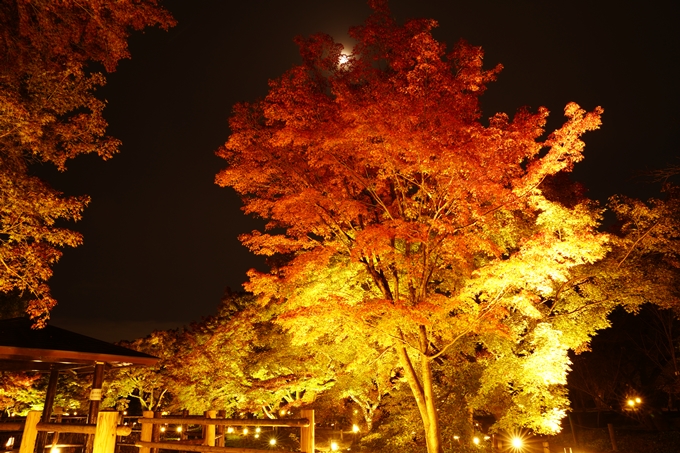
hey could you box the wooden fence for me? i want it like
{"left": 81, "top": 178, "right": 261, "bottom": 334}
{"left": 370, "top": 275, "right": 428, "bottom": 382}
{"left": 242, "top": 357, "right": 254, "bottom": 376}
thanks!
{"left": 0, "top": 411, "right": 130, "bottom": 453}
{"left": 136, "top": 409, "right": 315, "bottom": 453}
{"left": 1, "top": 409, "right": 315, "bottom": 453}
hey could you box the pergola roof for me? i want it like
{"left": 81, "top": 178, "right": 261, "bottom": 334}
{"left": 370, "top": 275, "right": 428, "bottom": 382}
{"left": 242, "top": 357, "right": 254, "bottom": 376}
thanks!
{"left": 0, "top": 317, "right": 158, "bottom": 372}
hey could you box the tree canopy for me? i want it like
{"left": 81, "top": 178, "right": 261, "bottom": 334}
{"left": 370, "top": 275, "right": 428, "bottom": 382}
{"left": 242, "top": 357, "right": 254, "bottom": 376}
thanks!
{"left": 0, "top": 0, "right": 174, "bottom": 325}
{"left": 216, "top": 1, "right": 608, "bottom": 451}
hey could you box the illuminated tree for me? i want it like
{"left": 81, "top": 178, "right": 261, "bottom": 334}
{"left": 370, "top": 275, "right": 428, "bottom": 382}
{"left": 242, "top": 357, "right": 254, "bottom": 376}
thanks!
{"left": 216, "top": 2, "right": 608, "bottom": 451}
{"left": 170, "top": 291, "right": 336, "bottom": 416}
{"left": 0, "top": 371, "right": 41, "bottom": 415}
{"left": 0, "top": 0, "right": 174, "bottom": 325}
{"left": 104, "top": 329, "right": 182, "bottom": 412}
{"left": 567, "top": 185, "right": 680, "bottom": 415}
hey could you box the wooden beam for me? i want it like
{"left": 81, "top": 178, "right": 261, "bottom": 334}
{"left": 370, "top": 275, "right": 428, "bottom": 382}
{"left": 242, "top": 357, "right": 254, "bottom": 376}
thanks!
{"left": 137, "top": 417, "right": 309, "bottom": 427}
{"left": 136, "top": 441, "right": 273, "bottom": 453}
{"left": 35, "top": 423, "right": 130, "bottom": 436}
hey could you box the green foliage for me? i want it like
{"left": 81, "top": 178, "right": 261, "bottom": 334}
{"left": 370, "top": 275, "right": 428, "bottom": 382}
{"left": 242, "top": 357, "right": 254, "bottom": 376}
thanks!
{"left": 104, "top": 329, "right": 183, "bottom": 412}
{"left": 0, "top": 371, "right": 41, "bottom": 415}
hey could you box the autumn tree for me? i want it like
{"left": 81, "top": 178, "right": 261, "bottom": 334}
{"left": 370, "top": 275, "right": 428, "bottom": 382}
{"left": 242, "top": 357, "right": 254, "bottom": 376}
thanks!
{"left": 0, "top": 0, "right": 174, "bottom": 324}
{"left": 169, "top": 290, "right": 337, "bottom": 416}
{"left": 215, "top": 2, "right": 610, "bottom": 451}
{"left": 0, "top": 371, "right": 41, "bottom": 415}
{"left": 104, "top": 329, "right": 183, "bottom": 412}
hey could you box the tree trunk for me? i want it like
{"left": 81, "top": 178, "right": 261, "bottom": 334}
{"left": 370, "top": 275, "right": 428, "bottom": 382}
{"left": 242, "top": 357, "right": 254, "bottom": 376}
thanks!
{"left": 396, "top": 334, "right": 441, "bottom": 453}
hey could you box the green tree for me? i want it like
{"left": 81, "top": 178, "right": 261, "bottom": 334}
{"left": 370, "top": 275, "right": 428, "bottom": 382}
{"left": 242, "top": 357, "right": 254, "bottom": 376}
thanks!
{"left": 104, "top": 329, "right": 182, "bottom": 412}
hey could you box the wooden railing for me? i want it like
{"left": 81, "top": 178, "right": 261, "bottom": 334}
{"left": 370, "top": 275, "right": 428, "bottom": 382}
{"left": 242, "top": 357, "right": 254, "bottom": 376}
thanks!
{"left": 1, "top": 409, "right": 315, "bottom": 453}
{"left": 136, "top": 410, "right": 315, "bottom": 453}
{"left": 3, "top": 411, "right": 130, "bottom": 453}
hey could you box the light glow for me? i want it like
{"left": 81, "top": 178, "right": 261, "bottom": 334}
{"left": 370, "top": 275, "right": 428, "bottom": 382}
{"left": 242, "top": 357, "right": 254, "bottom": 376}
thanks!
{"left": 269, "top": 438, "right": 276, "bottom": 446}
{"left": 512, "top": 437, "right": 523, "bottom": 448}
{"left": 330, "top": 442, "right": 339, "bottom": 451}
{"left": 352, "top": 424, "right": 359, "bottom": 433}
{"left": 473, "top": 437, "right": 480, "bottom": 445}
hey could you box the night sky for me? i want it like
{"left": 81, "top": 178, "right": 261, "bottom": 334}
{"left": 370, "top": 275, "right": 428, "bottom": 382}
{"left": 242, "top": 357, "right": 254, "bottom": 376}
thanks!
{"left": 42, "top": 0, "right": 680, "bottom": 342}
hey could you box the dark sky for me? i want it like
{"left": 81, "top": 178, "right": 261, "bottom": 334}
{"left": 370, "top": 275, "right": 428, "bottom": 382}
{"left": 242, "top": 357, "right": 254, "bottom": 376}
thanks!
{"left": 43, "top": 0, "right": 679, "bottom": 342}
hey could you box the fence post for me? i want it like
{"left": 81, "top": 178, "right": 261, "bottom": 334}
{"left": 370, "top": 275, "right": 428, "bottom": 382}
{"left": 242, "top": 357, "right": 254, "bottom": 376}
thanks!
{"left": 151, "top": 412, "right": 162, "bottom": 453}
{"left": 204, "top": 410, "right": 216, "bottom": 452}
{"left": 216, "top": 410, "right": 226, "bottom": 447}
{"left": 300, "top": 410, "right": 315, "bottom": 453}
{"left": 92, "top": 411, "right": 119, "bottom": 453}
{"left": 51, "top": 406, "right": 63, "bottom": 450}
{"left": 139, "top": 411, "right": 154, "bottom": 453}
{"left": 19, "top": 411, "right": 41, "bottom": 453}
{"left": 180, "top": 410, "right": 188, "bottom": 442}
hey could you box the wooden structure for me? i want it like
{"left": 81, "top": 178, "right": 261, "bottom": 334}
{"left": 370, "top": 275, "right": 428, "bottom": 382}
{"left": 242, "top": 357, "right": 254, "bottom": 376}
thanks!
{"left": 136, "top": 410, "right": 315, "bottom": 453}
{"left": 0, "top": 317, "right": 157, "bottom": 453}
{"left": 0, "top": 317, "right": 157, "bottom": 422}
{"left": 0, "top": 410, "right": 131, "bottom": 453}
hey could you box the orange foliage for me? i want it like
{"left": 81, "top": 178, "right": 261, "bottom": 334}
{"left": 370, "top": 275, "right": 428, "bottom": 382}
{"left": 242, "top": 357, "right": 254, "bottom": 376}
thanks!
{"left": 0, "top": 0, "right": 174, "bottom": 325}
{"left": 217, "top": 2, "right": 605, "bottom": 450}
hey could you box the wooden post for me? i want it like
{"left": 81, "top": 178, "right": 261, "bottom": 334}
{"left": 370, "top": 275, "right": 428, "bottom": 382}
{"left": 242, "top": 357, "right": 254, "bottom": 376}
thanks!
{"left": 37, "top": 369, "right": 60, "bottom": 453}
{"left": 87, "top": 363, "right": 106, "bottom": 424}
{"left": 608, "top": 423, "right": 618, "bottom": 451}
{"left": 51, "top": 407, "right": 63, "bottom": 450}
{"left": 204, "top": 410, "right": 216, "bottom": 452}
{"left": 139, "top": 411, "right": 154, "bottom": 453}
{"left": 86, "top": 362, "right": 106, "bottom": 453}
{"left": 216, "top": 410, "right": 226, "bottom": 447}
{"left": 180, "top": 410, "right": 189, "bottom": 442}
{"left": 542, "top": 441, "right": 550, "bottom": 453}
{"left": 151, "top": 412, "right": 162, "bottom": 453}
{"left": 92, "top": 411, "right": 119, "bottom": 453}
{"left": 300, "top": 410, "right": 314, "bottom": 453}
{"left": 19, "top": 411, "right": 41, "bottom": 453}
